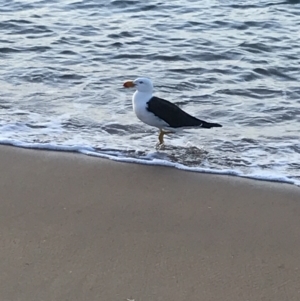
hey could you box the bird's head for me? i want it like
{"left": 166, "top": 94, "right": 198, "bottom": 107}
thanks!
{"left": 123, "top": 77, "right": 153, "bottom": 93}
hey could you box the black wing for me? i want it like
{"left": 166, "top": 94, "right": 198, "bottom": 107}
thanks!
{"left": 146, "top": 96, "right": 222, "bottom": 128}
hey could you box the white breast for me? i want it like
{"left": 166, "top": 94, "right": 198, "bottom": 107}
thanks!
{"left": 132, "top": 91, "right": 168, "bottom": 128}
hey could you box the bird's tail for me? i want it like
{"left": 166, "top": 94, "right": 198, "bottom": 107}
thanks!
{"left": 200, "top": 121, "right": 222, "bottom": 129}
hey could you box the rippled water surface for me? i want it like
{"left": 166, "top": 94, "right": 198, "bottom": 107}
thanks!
{"left": 0, "top": 0, "right": 300, "bottom": 184}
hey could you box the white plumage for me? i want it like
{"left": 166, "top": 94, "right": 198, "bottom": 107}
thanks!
{"left": 132, "top": 86, "right": 169, "bottom": 129}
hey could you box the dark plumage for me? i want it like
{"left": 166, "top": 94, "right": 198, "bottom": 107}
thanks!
{"left": 147, "top": 96, "right": 222, "bottom": 129}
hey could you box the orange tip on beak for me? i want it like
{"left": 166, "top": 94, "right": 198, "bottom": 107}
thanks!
{"left": 123, "top": 80, "right": 135, "bottom": 88}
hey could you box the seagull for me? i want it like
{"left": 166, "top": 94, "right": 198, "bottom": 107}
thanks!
{"left": 123, "top": 77, "right": 222, "bottom": 147}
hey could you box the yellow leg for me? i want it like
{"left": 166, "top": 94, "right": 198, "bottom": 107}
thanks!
{"left": 158, "top": 130, "right": 165, "bottom": 145}
{"left": 157, "top": 130, "right": 173, "bottom": 146}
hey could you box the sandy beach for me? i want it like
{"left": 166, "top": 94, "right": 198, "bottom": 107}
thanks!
{"left": 0, "top": 145, "right": 299, "bottom": 301}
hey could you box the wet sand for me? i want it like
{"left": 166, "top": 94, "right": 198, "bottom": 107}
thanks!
{"left": 0, "top": 145, "right": 299, "bottom": 301}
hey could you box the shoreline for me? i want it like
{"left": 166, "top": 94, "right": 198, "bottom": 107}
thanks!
{"left": 0, "top": 142, "right": 298, "bottom": 187}
{"left": 1, "top": 145, "right": 300, "bottom": 301}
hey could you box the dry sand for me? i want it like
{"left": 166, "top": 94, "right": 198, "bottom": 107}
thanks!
{"left": 0, "top": 145, "right": 300, "bottom": 301}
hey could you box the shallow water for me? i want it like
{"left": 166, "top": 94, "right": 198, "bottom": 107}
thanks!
{"left": 0, "top": 0, "right": 300, "bottom": 185}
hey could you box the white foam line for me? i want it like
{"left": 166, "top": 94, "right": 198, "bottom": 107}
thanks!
{"left": 0, "top": 139, "right": 95, "bottom": 152}
{"left": 1, "top": 139, "right": 299, "bottom": 187}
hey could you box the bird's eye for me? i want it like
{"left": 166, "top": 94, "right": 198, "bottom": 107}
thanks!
{"left": 139, "top": 81, "right": 143, "bottom": 84}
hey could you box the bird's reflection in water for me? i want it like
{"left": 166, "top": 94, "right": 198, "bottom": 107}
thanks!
{"left": 155, "top": 144, "right": 209, "bottom": 166}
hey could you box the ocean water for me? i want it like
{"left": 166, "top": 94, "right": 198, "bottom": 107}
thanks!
{"left": 0, "top": 0, "right": 300, "bottom": 185}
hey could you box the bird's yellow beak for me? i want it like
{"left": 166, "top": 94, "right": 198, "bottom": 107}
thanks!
{"left": 123, "top": 80, "right": 135, "bottom": 88}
